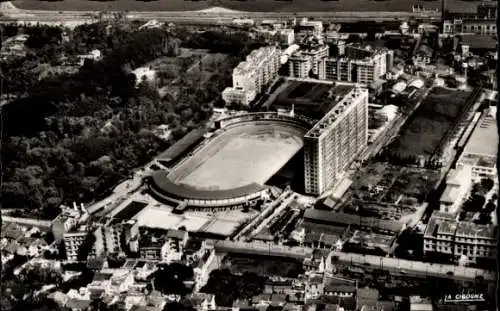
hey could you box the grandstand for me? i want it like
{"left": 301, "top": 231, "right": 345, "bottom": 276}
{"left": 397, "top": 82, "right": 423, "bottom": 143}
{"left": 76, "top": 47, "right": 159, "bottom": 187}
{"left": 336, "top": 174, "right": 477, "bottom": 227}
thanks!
{"left": 149, "top": 112, "right": 313, "bottom": 210}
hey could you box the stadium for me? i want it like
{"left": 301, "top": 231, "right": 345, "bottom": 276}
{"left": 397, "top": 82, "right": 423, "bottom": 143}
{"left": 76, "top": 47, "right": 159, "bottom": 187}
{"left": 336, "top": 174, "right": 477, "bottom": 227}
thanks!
{"left": 149, "top": 112, "right": 315, "bottom": 210}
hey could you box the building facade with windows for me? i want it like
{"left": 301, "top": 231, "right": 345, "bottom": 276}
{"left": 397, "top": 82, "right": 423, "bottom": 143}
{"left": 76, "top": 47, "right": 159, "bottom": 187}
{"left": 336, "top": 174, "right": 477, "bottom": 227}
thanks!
{"left": 424, "top": 211, "right": 497, "bottom": 264}
{"left": 303, "top": 87, "right": 368, "bottom": 195}
{"left": 222, "top": 46, "right": 281, "bottom": 105}
{"left": 322, "top": 49, "right": 393, "bottom": 84}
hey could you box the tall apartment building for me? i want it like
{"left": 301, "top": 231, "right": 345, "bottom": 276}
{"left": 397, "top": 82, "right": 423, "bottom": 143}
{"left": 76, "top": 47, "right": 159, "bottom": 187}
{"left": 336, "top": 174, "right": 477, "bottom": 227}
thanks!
{"left": 288, "top": 45, "right": 329, "bottom": 78}
{"left": 222, "top": 46, "right": 281, "bottom": 105}
{"left": 303, "top": 87, "right": 369, "bottom": 195}
{"left": 323, "top": 49, "right": 394, "bottom": 84}
{"left": 424, "top": 211, "right": 496, "bottom": 264}
{"left": 64, "top": 224, "right": 121, "bottom": 261}
{"left": 64, "top": 229, "right": 92, "bottom": 262}
{"left": 288, "top": 53, "right": 313, "bottom": 78}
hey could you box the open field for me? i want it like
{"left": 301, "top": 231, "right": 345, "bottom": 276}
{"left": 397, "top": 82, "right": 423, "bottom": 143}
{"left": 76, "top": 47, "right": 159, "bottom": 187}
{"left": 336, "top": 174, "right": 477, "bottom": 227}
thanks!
{"left": 387, "top": 87, "right": 473, "bottom": 159}
{"left": 8, "top": 0, "right": 482, "bottom": 13}
{"left": 172, "top": 123, "right": 304, "bottom": 190}
{"left": 222, "top": 253, "right": 304, "bottom": 278}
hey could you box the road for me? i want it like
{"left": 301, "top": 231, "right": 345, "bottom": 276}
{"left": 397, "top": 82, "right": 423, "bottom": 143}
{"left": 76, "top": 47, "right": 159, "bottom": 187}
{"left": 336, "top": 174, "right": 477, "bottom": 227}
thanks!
{"left": 212, "top": 240, "right": 495, "bottom": 281}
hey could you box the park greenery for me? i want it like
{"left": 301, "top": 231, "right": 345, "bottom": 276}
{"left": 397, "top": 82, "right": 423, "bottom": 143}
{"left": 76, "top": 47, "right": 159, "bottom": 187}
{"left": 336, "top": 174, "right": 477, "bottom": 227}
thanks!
{"left": 1, "top": 22, "right": 265, "bottom": 219}
{"left": 200, "top": 269, "right": 267, "bottom": 307}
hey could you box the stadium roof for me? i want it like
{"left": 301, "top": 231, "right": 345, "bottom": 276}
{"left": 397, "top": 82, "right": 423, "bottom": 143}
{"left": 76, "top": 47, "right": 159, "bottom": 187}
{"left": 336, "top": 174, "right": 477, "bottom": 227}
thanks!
{"left": 303, "top": 209, "right": 403, "bottom": 233}
{"left": 156, "top": 128, "right": 207, "bottom": 163}
{"left": 151, "top": 170, "right": 266, "bottom": 200}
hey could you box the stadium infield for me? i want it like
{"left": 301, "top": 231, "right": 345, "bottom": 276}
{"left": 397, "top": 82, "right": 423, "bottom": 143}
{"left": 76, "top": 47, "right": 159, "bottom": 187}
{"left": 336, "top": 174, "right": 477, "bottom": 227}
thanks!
{"left": 170, "top": 122, "right": 305, "bottom": 191}
{"left": 8, "top": 0, "right": 481, "bottom": 13}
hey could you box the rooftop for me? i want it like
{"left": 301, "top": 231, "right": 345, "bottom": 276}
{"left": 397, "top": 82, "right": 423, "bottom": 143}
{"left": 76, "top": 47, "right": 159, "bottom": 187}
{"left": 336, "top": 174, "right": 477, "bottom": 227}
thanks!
{"left": 200, "top": 219, "right": 240, "bottom": 237}
{"left": 440, "top": 184, "right": 462, "bottom": 204}
{"left": 303, "top": 209, "right": 403, "bottom": 233}
{"left": 462, "top": 108, "right": 498, "bottom": 157}
{"left": 456, "top": 222, "right": 496, "bottom": 239}
{"left": 424, "top": 215, "right": 457, "bottom": 237}
{"left": 305, "top": 88, "right": 366, "bottom": 139}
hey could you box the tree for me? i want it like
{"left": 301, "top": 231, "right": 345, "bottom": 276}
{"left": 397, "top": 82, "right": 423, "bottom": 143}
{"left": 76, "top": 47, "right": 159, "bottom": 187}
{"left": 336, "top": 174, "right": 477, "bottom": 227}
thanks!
{"left": 77, "top": 232, "right": 97, "bottom": 262}
{"left": 153, "top": 263, "right": 194, "bottom": 296}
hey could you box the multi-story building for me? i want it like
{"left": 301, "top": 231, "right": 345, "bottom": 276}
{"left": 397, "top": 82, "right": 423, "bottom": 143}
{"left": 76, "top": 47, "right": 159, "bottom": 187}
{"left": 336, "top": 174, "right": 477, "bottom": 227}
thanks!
{"left": 443, "top": 3, "right": 497, "bottom": 35}
{"left": 439, "top": 164, "right": 472, "bottom": 215}
{"left": 288, "top": 52, "right": 313, "bottom": 78}
{"left": 454, "top": 222, "right": 496, "bottom": 264}
{"left": 288, "top": 44, "right": 329, "bottom": 78}
{"left": 323, "top": 48, "right": 393, "bottom": 84}
{"left": 279, "top": 29, "right": 295, "bottom": 46}
{"left": 222, "top": 46, "right": 281, "bottom": 105}
{"left": 64, "top": 228, "right": 93, "bottom": 262}
{"left": 457, "top": 107, "right": 498, "bottom": 182}
{"left": 297, "top": 19, "right": 324, "bottom": 42}
{"left": 303, "top": 87, "right": 368, "bottom": 195}
{"left": 94, "top": 224, "right": 122, "bottom": 256}
{"left": 424, "top": 211, "right": 497, "bottom": 264}
{"left": 423, "top": 212, "right": 458, "bottom": 260}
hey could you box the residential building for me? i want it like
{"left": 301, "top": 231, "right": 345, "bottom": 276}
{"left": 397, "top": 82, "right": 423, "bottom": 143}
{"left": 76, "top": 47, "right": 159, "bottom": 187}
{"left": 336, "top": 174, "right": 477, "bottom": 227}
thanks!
{"left": 52, "top": 204, "right": 84, "bottom": 241}
{"left": 443, "top": 3, "right": 497, "bottom": 35}
{"left": 139, "top": 236, "right": 164, "bottom": 261}
{"left": 288, "top": 52, "right": 313, "bottom": 78}
{"left": 457, "top": 107, "right": 498, "bottom": 182}
{"left": 423, "top": 212, "right": 457, "bottom": 260}
{"left": 297, "top": 19, "right": 324, "bottom": 41}
{"left": 221, "top": 87, "right": 256, "bottom": 106}
{"left": 94, "top": 224, "right": 122, "bottom": 256}
{"left": 423, "top": 211, "right": 497, "bottom": 264}
{"left": 303, "top": 87, "right": 368, "bottom": 195}
{"left": 454, "top": 222, "right": 496, "bottom": 264}
{"left": 323, "top": 48, "right": 393, "bottom": 84}
{"left": 161, "top": 229, "right": 188, "bottom": 263}
{"left": 280, "top": 29, "right": 295, "bottom": 46}
{"left": 222, "top": 46, "right": 281, "bottom": 105}
{"left": 439, "top": 164, "right": 473, "bottom": 214}
{"left": 63, "top": 228, "right": 91, "bottom": 262}
{"left": 288, "top": 44, "right": 329, "bottom": 78}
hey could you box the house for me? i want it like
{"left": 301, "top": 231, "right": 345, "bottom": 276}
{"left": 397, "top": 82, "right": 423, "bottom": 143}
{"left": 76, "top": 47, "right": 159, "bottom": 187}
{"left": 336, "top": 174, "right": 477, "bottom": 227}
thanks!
{"left": 305, "top": 275, "right": 324, "bottom": 300}
{"left": 161, "top": 229, "right": 189, "bottom": 262}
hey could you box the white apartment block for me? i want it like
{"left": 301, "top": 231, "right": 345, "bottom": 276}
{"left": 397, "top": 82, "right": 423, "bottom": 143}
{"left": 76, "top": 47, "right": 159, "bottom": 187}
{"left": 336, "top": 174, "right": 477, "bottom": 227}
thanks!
{"left": 222, "top": 46, "right": 281, "bottom": 106}
{"left": 64, "top": 230, "right": 91, "bottom": 262}
{"left": 288, "top": 53, "right": 313, "bottom": 78}
{"left": 323, "top": 49, "right": 393, "bottom": 84}
{"left": 288, "top": 45, "right": 329, "bottom": 78}
{"left": 424, "top": 212, "right": 496, "bottom": 264}
{"left": 303, "top": 87, "right": 369, "bottom": 195}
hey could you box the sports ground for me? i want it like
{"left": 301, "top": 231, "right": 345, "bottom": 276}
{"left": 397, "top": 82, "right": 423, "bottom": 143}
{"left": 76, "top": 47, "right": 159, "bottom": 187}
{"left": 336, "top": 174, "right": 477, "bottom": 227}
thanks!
{"left": 8, "top": 0, "right": 481, "bottom": 13}
{"left": 170, "top": 122, "right": 305, "bottom": 191}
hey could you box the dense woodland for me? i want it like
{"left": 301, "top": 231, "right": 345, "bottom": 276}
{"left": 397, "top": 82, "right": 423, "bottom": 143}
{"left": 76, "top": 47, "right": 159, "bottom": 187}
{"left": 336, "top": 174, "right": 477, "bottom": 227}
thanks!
{"left": 1, "top": 22, "right": 265, "bottom": 219}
